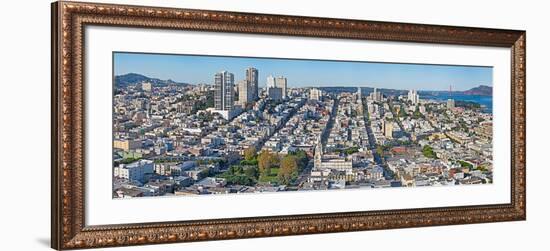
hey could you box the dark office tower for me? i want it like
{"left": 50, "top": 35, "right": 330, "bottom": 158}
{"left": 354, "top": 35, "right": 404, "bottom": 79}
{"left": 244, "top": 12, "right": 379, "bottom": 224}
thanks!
{"left": 246, "top": 67, "right": 259, "bottom": 100}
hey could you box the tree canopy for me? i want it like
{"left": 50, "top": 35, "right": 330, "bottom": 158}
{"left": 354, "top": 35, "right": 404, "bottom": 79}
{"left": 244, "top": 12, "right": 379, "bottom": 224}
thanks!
{"left": 257, "top": 150, "right": 279, "bottom": 176}
{"left": 244, "top": 147, "right": 257, "bottom": 161}
{"left": 422, "top": 145, "right": 437, "bottom": 158}
{"left": 278, "top": 155, "right": 299, "bottom": 185}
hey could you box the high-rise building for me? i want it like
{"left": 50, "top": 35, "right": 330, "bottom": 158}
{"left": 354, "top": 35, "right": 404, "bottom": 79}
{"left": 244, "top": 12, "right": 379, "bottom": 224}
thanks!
{"left": 214, "top": 71, "right": 235, "bottom": 111}
{"left": 246, "top": 67, "right": 259, "bottom": 100}
{"left": 236, "top": 80, "right": 248, "bottom": 107}
{"left": 357, "top": 87, "right": 364, "bottom": 115}
{"left": 237, "top": 80, "right": 249, "bottom": 108}
{"left": 266, "top": 75, "right": 276, "bottom": 90}
{"left": 310, "top": 88, "right": 322, "bottom": 101}
{"left": 268, "top": 87, "right": 283, "bottom": 101}
{"left": 408, "top": 89, "right": 420, "bottom": 105}
{"left": 384, "top": 120, "right": 393, "bottom": 139}
{"left": 267, "top": 75, "right": 287, "bottom": 99}
{"left": 275, "top": 76, "right": 287, "bottom": 99}
{"left": 370, "top": 88, "right": 382, "bottom": 102}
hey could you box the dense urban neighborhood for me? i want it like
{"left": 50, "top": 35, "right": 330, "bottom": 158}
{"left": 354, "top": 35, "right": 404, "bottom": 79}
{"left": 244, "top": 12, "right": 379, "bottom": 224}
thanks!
{"left": 112, "top": 67, "right": 493, "bottom": 198}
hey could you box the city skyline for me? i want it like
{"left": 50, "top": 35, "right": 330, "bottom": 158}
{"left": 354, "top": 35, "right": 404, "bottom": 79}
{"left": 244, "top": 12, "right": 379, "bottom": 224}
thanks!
{"left": 114, "top": 52, "right": 493, "bottom": 91}
{"left": 113, "top": 53, "right": 493, "bottom": 198}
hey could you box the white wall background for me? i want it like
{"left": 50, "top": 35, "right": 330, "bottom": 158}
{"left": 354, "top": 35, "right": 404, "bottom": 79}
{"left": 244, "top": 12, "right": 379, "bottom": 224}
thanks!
{"left": 0, "top": 0, "right": 547, "bottom": 250}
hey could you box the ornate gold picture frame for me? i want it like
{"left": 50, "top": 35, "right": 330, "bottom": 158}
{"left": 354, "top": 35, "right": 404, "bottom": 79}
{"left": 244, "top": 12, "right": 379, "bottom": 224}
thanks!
{"left": 51, "top": 1, "right": 526, "bottom": 249}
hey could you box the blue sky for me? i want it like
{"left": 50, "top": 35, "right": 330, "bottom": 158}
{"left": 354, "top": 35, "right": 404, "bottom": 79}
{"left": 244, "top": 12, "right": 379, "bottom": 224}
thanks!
{"left": 114, "top": 52, "right": 492, "bottom": 91}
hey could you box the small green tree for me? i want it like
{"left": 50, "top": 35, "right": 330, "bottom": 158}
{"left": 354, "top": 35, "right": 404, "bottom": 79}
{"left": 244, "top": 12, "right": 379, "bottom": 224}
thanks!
{"left": 376, "top": 146, "right": 384, "bottom": 156}
{"left": 244, "top": 166, "right": 260, "bottom": 179}
{"left": 422, "top": 145, "right": 437, "bottom": 158}
{"left": 292, "top": 150, "right": 309, "bottom": 172}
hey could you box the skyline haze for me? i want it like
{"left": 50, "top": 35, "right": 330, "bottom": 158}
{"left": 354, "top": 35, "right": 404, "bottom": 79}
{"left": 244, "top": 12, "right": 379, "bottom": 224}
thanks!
{"left": 114, "top": 52, "right": 493, "bottom": 91}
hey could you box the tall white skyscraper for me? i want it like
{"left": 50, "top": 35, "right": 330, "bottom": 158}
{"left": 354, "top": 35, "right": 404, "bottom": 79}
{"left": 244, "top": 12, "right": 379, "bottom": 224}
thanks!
{"left": 275, "top": 76, "right": 287, "bottom": 99}
{"left": 357, "top": 87, "right": 364, "bottom": 115}
{"left": 408, "top": 89, "right": 420, "bottom": 105}
{"left": 310, "top": 88, "right": 322, "bottom": 101}
{"left": 267, "top": 75, "right": 288, "bottom": 99}
{"left": 214, "top": 71, "right": 234, "bottom": 111}
{"left": 266, "top": 75, "right": 276, "bottom": 90}
{"left": 237, "top": 80, "right": 250, "bottom": 108}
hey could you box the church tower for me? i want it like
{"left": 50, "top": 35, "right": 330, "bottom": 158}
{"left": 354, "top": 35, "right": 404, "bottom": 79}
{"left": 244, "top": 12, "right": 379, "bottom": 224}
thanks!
{"left": 314, "top": 136, "right": 323, "bottom": 170}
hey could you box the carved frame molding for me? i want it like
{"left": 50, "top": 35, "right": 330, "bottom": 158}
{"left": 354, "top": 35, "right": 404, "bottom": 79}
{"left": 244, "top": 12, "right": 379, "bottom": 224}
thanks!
{"left": 51, "top": 1, "right": 526, "bottom": 249}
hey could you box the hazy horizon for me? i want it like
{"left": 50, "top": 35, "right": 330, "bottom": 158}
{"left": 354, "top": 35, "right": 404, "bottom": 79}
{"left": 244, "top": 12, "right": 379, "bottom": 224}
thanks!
{"left": 114, "top": 52, "right": 493, "bottom": 92}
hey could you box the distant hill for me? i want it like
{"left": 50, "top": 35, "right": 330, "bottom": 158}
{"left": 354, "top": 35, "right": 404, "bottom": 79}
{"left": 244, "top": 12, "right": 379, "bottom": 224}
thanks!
{"left": 115, "top": 73, "right": 189, "bottom": 87}
{"left": 462, "top": 85, "right": 492, "bottom": 96}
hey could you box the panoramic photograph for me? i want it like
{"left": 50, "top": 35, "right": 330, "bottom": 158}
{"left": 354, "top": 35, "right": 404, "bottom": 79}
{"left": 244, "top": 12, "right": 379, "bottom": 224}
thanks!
{"left": 112, "top": 52, "right": 493, "bottom": 198}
